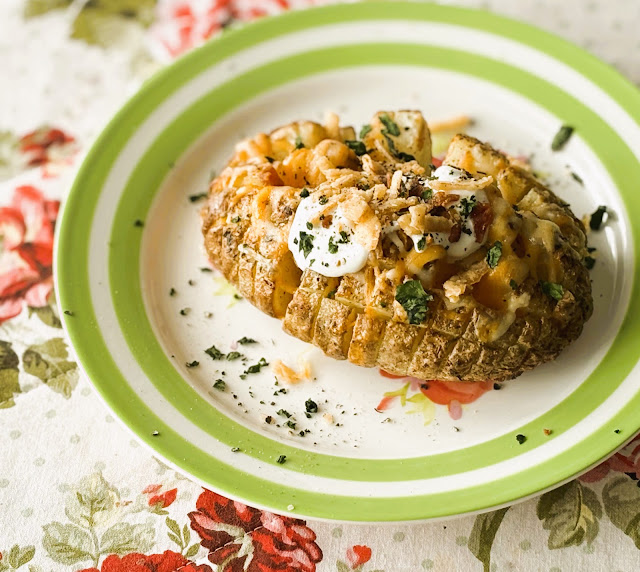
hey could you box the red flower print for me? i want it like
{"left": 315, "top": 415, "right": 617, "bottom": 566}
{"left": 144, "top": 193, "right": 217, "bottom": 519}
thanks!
{"left": 189, "top": 489, "right": 322, "bottom": 571}
{"left": 19, "top": 127, "right": 75, "bottom": 167}
{"left": 77, "top": 550, "right": 212, "bottom": 572}
{"left": 0, "top": 185, "right": 59, "bottom": 323}
{"left": 346, "top": 545, "right": 371, "bottom": 569}
{"left": 581, "top": 433, "right": 640, "bottom": 483}
{"left": 150, "top": 0, "right": 294, "bottom": 59}
{"left": 149, "top": 488, "right": 178, "bottom": 508}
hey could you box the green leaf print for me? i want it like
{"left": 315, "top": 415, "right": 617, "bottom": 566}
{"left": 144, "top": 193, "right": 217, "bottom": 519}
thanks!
{"left": 28, "top": 291, "right": 62, "bottom": 328}
{"left": 22, "top": 338, "right": 78, "bottom": 398}
{"left": 100, "top": 522, "right": 155, "bottom": 555}
{"left": 602, "top": 476, "right": 640, "bottom": 548}
{"left": 336, "top": 560, "right": 350, "bottom": 572}
{"left": 42, "top": 522, "right": 94, "bottom": 565}
{"left": 468, "top": 507, "right": 509, "bottom": 572}
{"left": 0, "top": 340, "right": 20, "bottom": 409}
{"left": 5, "top": 544, "right": 36, "bottom": 568}
{"left": 537, "top": 480, "right": 602, "bottom": 548}
{"left": 64, "top": 473, "right": 121, "bottom": 528}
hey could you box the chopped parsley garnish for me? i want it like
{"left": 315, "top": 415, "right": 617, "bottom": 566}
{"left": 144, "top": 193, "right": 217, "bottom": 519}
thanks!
{"left": 421, "top": 189, "right": 433, "bottom": 201}
{"left": 509, "top": 279, "right": 518, "bottom": 290}
{"left": 277, "top": 409, "right": 292, "bottom": 418}
{"left": 294, "top": 135, "right": 304, "bottom": 149}
{"left": 243, "top": 357, "right": 268, "bottom": 376}
{"left": 298, "top": 231, "right": 314, "bottom": 258}
{"left": 571, "top": 171, "right": 583, "bottom": 184}
{"left": 338, "top": 231, "right": 350, "bottom": 243}
{"left": 395, "top": 280, "right": 433, "bottom": 325}
{"left": 551, "top": 125, "right": 574, "bottom": 151}
{"left": 205, "top": 344, "right": 225, "bottom": 360}
{"left": 285, "top": 420, "right": 297, "bottom": 430}
{"left": 276, "top": 455, "right": 287, "bottom": 464}
{"left": 584, "top": 256, "right": 596, "bottom": 270}
{"left": 300, "top": 188, "right": 310, "bottom": 198}
{"left": 265, "top": 156, "right": 275, "bottom": 163}
{"left": 231, "top": 216, "right": 240, "bottom": 223}
{"left": 359, "top": 124, "right": 372, "bottom": 138}
{"left": 486, "top": 241, "right": 503, "bottom": 269}
{"left": 134, "top": 219, "right": 144, "bottom": 227}
{"left": 541, "top": 281, "right": 564, "bottom": 301}
{"left": 459, "top": 196, "right": 477, "bottom": 217}
{"left": 345, "top": 140, "right": 367, "bottom": 156}
{"left": 186, "top": 360, "right": 199, "bottom": 368}
{"left": 213, "top": 379, "right": 226, "bottom": 391}
{"left": 318, "top": 195, "right": 328, "bottom": 205}
{"left": 380, "top": 113, "right": 400, "bottom": 136}
{"left": 188, "top": 279, "right": 195, "bottom": 286}
{"left": 381, "top": 131, "right": 414, "bottom": 161}
{"left": 516, "top": 434, "right": 527, "bottom": 444}
{"left": 417, "top": 236, "right": 426, "bottom": 251}
{"left": 305, "top": 399, "right": 318, "bottom": 413}
{"left": 238, "top": 337, "right": 257, "bottom": 345}
{"left": 226, "top": 351, "right": 242, "bottom": 361}
{"left": 189, "top": 192, "right": 208, "bottom": 202}
{"left": 200, "top": 267, "right": 212, "bottom": 272}
{"left": 306, "top": 222, "right": 313, "bottom": 230}
{"left": 589, "top": 205, "right": 608, "bottom": 230}
{"left": 327, "top": 289, "right": 336, "bottom": 299}
{"left": 380, "top": 301, "right": 388, "bottom": 308}
{"left": 328, "top": 236, "right": 339, "bottom": 254}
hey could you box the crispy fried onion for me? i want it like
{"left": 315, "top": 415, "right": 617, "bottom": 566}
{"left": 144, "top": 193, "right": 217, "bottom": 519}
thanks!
{"left": 428, "top": 174, "right": 494, "bottom": 192}
{"left": 443, "top": 260, "right": 490, "bottom": 303}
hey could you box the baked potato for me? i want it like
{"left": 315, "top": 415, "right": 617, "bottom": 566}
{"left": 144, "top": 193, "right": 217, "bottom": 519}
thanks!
{"left": 201, "top": 111, "right": 593, "bottom": 381}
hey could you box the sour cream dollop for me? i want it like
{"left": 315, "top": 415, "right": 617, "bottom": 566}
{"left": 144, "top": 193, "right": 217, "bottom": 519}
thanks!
{"left": 288, "top": 196, "right": 369, "bottom": 277}
{"left": 409, "top": 165, "right": 489, "bottom": 259}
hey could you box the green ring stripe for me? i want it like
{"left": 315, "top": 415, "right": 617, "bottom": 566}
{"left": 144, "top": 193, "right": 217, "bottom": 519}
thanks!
{"left": 109, "top": 44, "right": 638, "bottom": 478}
{"left": 56, "top": 3, "right": 640, "bottom": 520}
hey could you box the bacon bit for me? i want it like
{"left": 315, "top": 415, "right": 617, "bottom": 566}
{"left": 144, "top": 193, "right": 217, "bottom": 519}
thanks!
{"left": 432, "top": 156, "right": 444, "bottom": 168}
{"left": 448, "top": 223, "right": 462, "bottom": 243}
{"left": 272, "top": 359, "right": 311, "bottom": 384}
{"left": 543, "top": 428, "right": 552, "bottom": 436}
{"left": 470, "top": 202, "right": 493, "bottom": 243}
{"left": 321, "top": 214, "right": 333, "bottom": 228}
{"left": 322, "top": 413, "right": 334, "bottom": 424}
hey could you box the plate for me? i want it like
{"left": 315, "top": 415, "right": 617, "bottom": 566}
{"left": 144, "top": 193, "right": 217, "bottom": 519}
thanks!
{"left": 55, "top": 2, "right": 640, "bottom": 522}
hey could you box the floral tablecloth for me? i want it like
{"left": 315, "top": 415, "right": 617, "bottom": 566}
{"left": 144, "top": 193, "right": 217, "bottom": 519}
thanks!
{"left": 2, "top": 1, "right": 640, "bottom": 570}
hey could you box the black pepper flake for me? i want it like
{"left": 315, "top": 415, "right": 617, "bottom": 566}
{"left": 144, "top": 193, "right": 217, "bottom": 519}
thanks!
{"left": 189, "top": 192, "right": 208, "bottom": 202}
{"left": 265, "top": 416, "right": 273, "bottom": 424}
{"left": 134, "top": 219, "right": 144, "bottom": 227}
{"left": 63, "top": 310, "right": 74, "bottom": 316}
{"left": 589, "top": 206, "right": 608, "bottom": 231}
{"left": 516, "top": 434, "right": 527, "bottom": 444}
{"left": 265, "top": 156, "right": 275, "bottom": 163}
{"left": 169, "top": 287, "right": 177, "bottom": 296}
{"left": 493, "top": 383, "right": 501, "bottom": 390}
{"left": 614, "top": 429, "right": 621, "bottom": 434}
{"left": 231, "top": 447, "right": 240, "bottom": 452}
{"left": 276, "top": 455, "right": 287, "bottom": 464}
{"left": 300, "top": 188, "right": 310, "bottom": 198}
{"left": 188, "top": 279, "right": 195, "bottom": 286}
{"left": 179, "top": 308, "right": 189, "bottom": 316}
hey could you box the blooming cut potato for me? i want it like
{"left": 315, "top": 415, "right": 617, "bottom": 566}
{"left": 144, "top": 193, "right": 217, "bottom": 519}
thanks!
{"left": 201, "top": 111, "right": 593, "bottom": 381}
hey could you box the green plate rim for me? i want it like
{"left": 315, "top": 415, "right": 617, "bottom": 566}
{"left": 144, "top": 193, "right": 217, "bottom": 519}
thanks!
{"left": 55, "top": 2, "right": 640, "bottom": 521}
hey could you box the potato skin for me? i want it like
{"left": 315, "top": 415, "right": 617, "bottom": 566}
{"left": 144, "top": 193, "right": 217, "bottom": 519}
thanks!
{"left": 201, "top": 118, "right": 593, "bottom": 382}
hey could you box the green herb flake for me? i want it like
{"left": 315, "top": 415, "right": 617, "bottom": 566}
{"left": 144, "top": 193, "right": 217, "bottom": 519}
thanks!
{"left": 459, "top": 196, "right": 477, "bottom": 217}
{"left": 238, "top": 337, "right": 257, "bottom": 345}
{"left": 589, "top": 205, "right": 608, "bottom": 231}
{"left": 486, "top": 241, "right": 503, "bottom": 269}
{"left": 395, "top": 280, "right": 433, "bottom": 325}
{"left": 571, "top": 171, "right": 583, "bottom": 185}
{"left": 300, "top": 188, "right": 310, "bottom": 198}
{"left": 285, "top": 420, "right": 297, "bottom": 430}
{"left": 204, "top": 344, "right": 225, "bottom": 360}
{"left": 327, "top": 289, "right": 336, "bottom": 299}
{"left": 338, "top": 231, "right": 350, "bottom": 244}
{"left": 186, "top": 360, "right": 199, "bottom": 368}
{"left": 328, "top": 236, "right": 339, "bottom": 254}
{"left": 421, "top": 188, "right": 433, "bottom": 201}
{"left": 294, "top": 135, "right": 304, "bottom": 149}
{"left": 345, "top": 140, "right": 367, "bottom": 156}
{"left": 265, "top": 156, "right": 275, "bottom": 163}
{"left": 417, "top": 236, "right": 426, "bottom": 251}
{"left": 541, "top": 281, "right": 564, "bottom": 301}
{"left": 244, "top": 357, "right": 268, "bottom": 376}
{"left": 231, "top": 447, "right": 240, "bottom": 452}
{"left": 298, "top": 231, "right": 315, "bottom": 258}
{"left": 189, "top": 192, "right": 208, "bottom": 202}
{"left": 380, "top": 113, "right": 400, "bottom": 136}
{"left": 213, "top": 379, "right": 226, "bottom": 391}
{"left": 516, "top": 434, "right": 527, "bottom": 444}
{"left": 305, "top": 399, "right": 318, "bottom": 413}
{"left": 226, "top": 351, "right": 243, "bottom": 361}
{"left": 551, "top": 125, "right": 574, "bottom": 151}
{"left": 200, "top": 267, "right": 212, "bottom": 273}
{"left": 276, "top": 455, "right": 287, "bottom": 464}
{"left": 306, "top": 222, "right": 313, "bottom": 230}
{"left": 318, "top": 195, "right": 328, "bottom": 205}
{"left": 277, "top": 409, "right": 292, "bottom": 418}
{"left": 64, "top": 310, "right": 74, "bottom": 316}
{"left": 359, "top": 124, "right": 372, "bottom": 139}
{"left": 584, "top": 256, "right": 596, "bottom": 270}
{"left": 509, "top": 279, "right": 518, "bottom": 291}
{"left": 231, "top": 216, "right": 240, "bottom": 223}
